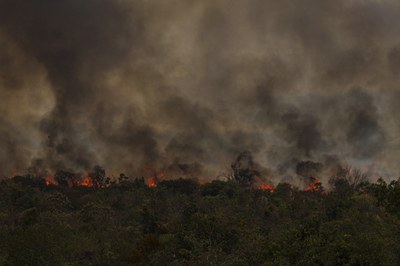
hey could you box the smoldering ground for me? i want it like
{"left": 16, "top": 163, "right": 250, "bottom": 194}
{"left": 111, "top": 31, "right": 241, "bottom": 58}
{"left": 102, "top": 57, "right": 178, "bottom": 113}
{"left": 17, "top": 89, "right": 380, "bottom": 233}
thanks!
{"left": 1, "top": 0, "right": 400, "bottom": 181}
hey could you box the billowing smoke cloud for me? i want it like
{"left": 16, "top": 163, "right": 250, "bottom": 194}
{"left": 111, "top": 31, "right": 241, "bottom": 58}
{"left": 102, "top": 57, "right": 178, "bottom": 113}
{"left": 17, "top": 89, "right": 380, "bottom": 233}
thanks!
{"left": 1, "top": 0, "right": 400, "bottom": 180}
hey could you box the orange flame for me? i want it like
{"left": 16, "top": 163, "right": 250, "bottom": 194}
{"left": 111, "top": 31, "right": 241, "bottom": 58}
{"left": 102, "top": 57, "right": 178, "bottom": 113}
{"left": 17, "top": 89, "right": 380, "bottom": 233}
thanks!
{"left": 146, "top": 171, "right": 165, "bottom": 188}
{"left": 44, "top": 176, "right": 58, "bottom": 186}
{"left": 260, "top": 183, "right": 275, "bottom": 192}
{"left": 147, "top": 177, "right": 157, "bottom": 188}
{"left": 43, "top": 175, "right": 96, "bottom": 188}
{"left": 78, "top": 176, "right": 95, "bottom": 187}
{"left": 305, "top": 178, "right": 322, "bottom": 192}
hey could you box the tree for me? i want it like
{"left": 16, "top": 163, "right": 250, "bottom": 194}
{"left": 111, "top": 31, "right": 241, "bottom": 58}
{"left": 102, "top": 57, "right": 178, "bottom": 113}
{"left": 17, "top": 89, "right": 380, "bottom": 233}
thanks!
{"left": 89, "top": 165, "right": 106, "bottom": 188}
{"left": 229, "top": 151, "right": 259, "bottom": 188}
{"left": 54, "top": 170, "right": 75, "bottom": 187}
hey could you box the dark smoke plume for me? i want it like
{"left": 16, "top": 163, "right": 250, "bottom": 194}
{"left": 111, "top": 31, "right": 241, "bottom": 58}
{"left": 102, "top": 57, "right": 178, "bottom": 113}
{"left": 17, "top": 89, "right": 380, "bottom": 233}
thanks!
{"left": 1, "top": 0, "right": 400, "bottom": 181}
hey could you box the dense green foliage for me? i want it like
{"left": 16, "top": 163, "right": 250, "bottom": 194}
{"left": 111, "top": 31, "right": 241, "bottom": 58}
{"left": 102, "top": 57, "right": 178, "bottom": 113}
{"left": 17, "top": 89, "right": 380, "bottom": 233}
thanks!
{"left": 1, "top": 176, "right": 400, "bottom": 265}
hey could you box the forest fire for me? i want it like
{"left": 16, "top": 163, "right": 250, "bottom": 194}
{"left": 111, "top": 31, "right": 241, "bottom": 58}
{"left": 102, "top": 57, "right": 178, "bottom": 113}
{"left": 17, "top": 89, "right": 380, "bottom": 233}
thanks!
{"left": 260, "top": 183, "right": 275, "bottom": 192}
{"left": 146, "top": 171, "right": 165, "bottom": 188}
{"left": 147, "top": 177, "right": 157, "bottom": 188}
{"left": 41, "top": 169, "right": 168, "bottom": 189}
{"left": 43, "top": 175, "right": 96, "bottom": 188}
{"left": 305, "top": 178, "right": 322, "bottom": 192}
{"left": 44, "top": 176, "right": 58, "bottom": 186}
{"left": 77, "top": 176, "right": 95, "bottom": 187}
{"left": 42, "top": 172, "right": 324, "bottom": 192}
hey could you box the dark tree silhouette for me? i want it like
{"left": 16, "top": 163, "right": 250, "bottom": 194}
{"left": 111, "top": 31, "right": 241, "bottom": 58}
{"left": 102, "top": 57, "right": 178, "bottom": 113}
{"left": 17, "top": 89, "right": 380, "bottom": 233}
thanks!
{"left": 229, "top": 151, "right": 260, "bottom": 187}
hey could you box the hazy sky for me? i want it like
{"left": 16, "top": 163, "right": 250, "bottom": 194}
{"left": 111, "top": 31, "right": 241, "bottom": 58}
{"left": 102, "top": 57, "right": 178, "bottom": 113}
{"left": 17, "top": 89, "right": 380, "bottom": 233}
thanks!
{"left": 1, "top": 0, "right": 400, "bottom": 181}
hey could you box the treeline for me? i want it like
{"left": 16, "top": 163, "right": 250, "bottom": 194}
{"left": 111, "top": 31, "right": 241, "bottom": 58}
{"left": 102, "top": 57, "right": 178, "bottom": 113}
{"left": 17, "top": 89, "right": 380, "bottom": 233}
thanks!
{"left": 0, "top": 174, "right": 400, "bottom": 265}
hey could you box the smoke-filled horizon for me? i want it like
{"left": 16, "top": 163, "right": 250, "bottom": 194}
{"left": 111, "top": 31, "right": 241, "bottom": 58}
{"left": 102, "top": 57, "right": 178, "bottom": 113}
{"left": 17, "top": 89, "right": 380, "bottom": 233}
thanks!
{"left": 1, "top": 0, "right": 400, "bottom": 181}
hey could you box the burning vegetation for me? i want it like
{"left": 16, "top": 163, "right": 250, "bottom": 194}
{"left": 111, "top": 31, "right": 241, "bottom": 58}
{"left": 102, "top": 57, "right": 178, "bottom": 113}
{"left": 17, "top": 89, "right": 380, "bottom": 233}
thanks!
{"left": 1, "top": 163, "right": 400, "bottom": 265}
{"left": 44, "top": 176, "right": 57, "bottom": 186}
{"left": 304, "top": 178, "right": 323, "bottom": 192}
{"left": 2, "top": 0, "right": 400, "bottom": 263}
{"left": 0, "top": 153, "right": 395, "bottom": 265}
{"left": 22, "top": 151, "right": 365, "bottom": 197}
{"left": 260, "top": 183, "right": 275, "bottom": 192}
{"left": 32, "top": 154, "right": 343, "bottom": 194}
{"left": 146, "top": 171, "right": 165, "bottom": 188}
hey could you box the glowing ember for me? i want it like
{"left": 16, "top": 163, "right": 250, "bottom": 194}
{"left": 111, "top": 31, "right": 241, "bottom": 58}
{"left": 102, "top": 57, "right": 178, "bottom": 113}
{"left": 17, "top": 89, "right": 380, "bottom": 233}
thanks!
{"left": 147, "top": 177, "right": 157, "bottom": 188}
{"left": 146, "top": 171, "right": 165, "bottom": 188}
{"left": 43, "top": 175, "right": 96, "bottom": 188}
{"left": 260, "top": 183, "right": 275, "bottom": 192}
{"left": 78, "top": 176, "right": 95, "bottom": 187}
{"left": 305, "top": 178, "right": 322, "bottom": 192}
{"left": 44, "top": 176, "right": 58, "bottom": 186}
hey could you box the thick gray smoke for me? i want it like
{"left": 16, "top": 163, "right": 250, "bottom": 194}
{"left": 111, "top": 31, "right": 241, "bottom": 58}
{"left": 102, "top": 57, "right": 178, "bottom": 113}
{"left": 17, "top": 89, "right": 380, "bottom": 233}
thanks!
{"left": 0, "top": 0, "right": 400, "bottom": 181}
